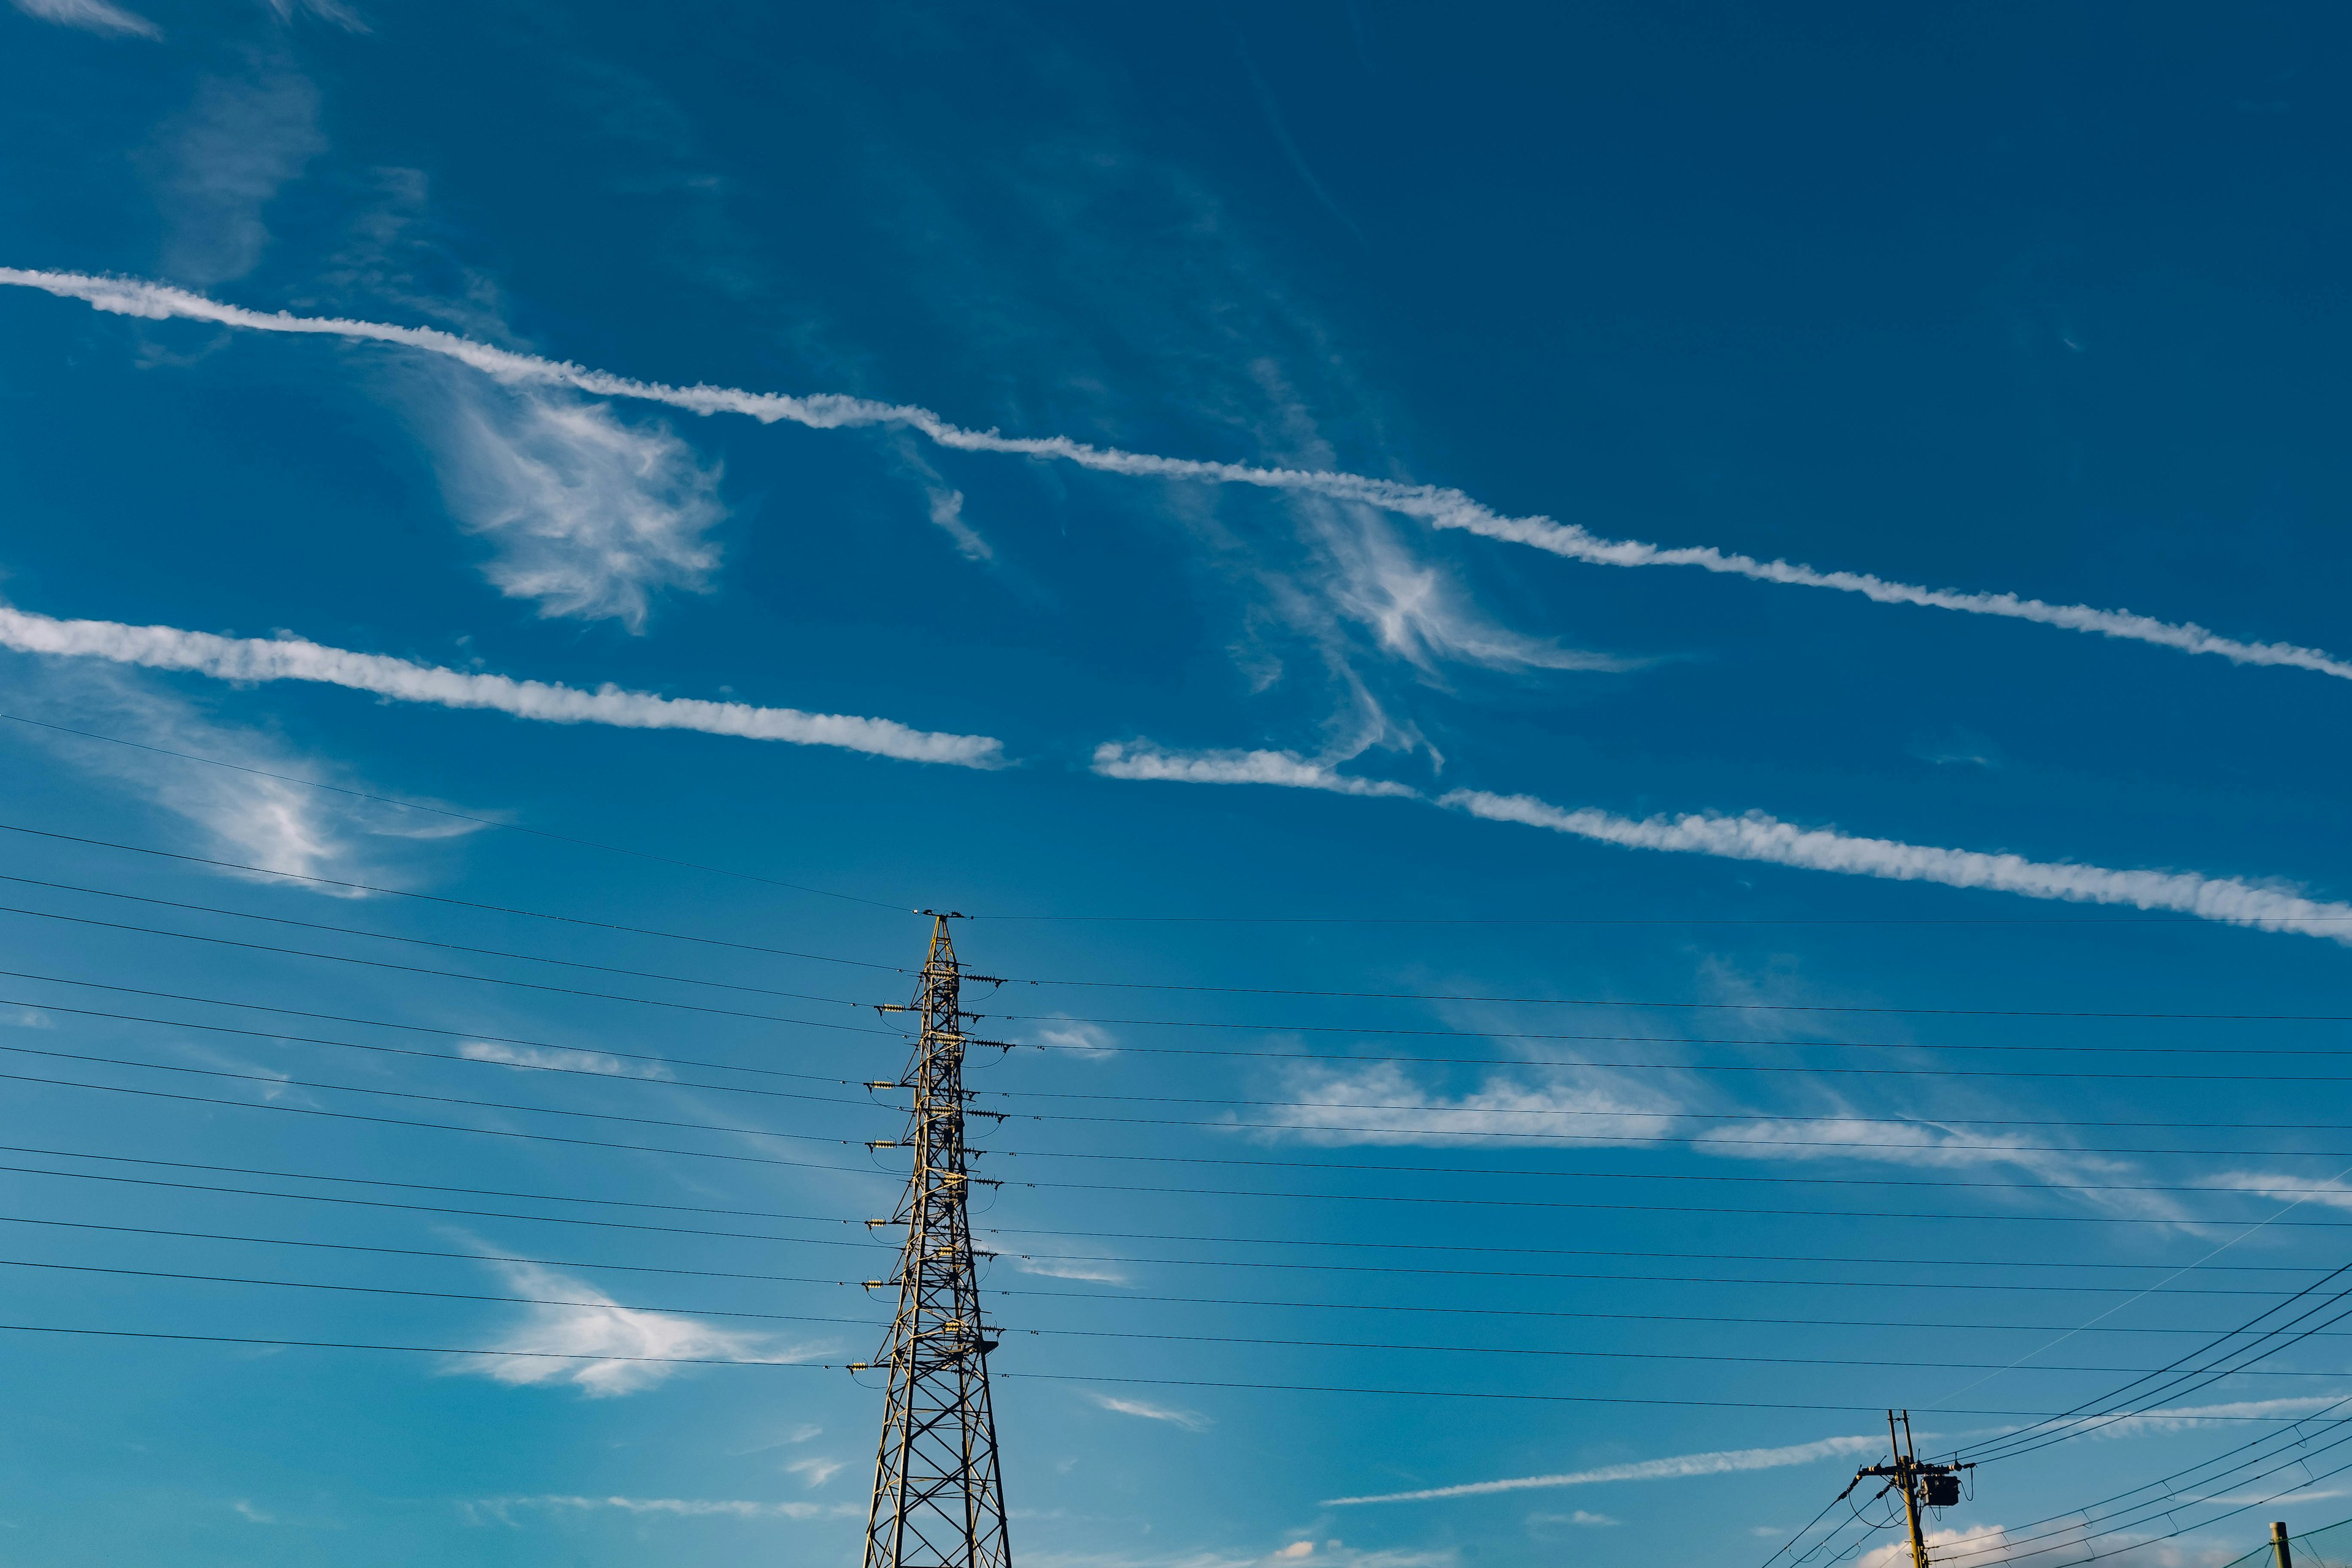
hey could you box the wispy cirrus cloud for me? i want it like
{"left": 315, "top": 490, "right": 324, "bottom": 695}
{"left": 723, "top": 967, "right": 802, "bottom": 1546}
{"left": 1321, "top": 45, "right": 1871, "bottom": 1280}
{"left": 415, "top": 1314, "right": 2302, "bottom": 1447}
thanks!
{"left": 458, "top": 1041, "right": 671, "bottom": 1079}
{"left": 1092, "top": 741, "right": 1418, "bottom": 798}
{"left": 10, "top": 0, "right": 159, "bottom": 37}
{"left": 147, "top": 66, "right": 325, "bottom": 285}
{"left": 1083, "top": 1391, "right": 1212, "bottom": 1432}
{"left": 0, "top": 604, "right": 1004, "bottom": 766}
{"left": 430, "top": 374, "right": 725, "bottom": 631}
{"left": 467, "top": 1493, "right": 847, "bottom": 1525}
{"left": 0, "top": 654, "right": 477, "bottom": 883}
{"left": 1325, "top": 1434, "right": 1882, "bottom": 1506}
{"left": 6, "top": 267, "right": 2343, "bottom": 683}
{"left": 449, "top": 1261, "right": 821, "bottom": 1398}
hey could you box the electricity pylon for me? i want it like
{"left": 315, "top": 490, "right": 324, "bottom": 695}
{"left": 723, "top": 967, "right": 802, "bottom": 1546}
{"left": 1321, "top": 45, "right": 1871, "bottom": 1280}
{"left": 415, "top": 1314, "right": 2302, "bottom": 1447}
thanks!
{"left": 1847, "top": 1411, "right": 1972, "bottom": 1568}
{"left": 852, "top": 913, "right": 1012, "bottom": 1568}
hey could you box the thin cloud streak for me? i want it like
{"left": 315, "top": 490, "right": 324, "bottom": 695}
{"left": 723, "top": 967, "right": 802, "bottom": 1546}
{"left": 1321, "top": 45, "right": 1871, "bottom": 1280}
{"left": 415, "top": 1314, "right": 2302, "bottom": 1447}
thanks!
{"left": 0, "top": 605, "right": 1004, "bottom": 767}
{"left": 1324, "top": 1434, "right": 1881, "bottom": 1505}
{"left": 7, "top": 268, "right": 2343, "bottom": 682}
{"left": 10, "top": 0, "right": 159, "bottom": 36}
{"left": 1093, "top": 742, "right": 1419, "bottom": 798}
{"left": 1095, "top": 740, "right": 2352, "bottom": 944}
{"left": 1444, "top": 788, "right": 2352, "bottom": 943}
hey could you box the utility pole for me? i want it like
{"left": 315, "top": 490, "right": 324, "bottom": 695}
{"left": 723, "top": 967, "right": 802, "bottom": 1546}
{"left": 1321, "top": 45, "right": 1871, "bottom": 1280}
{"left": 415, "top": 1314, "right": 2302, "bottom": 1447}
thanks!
{"left": 852, "top": 914, "right": 1012, "bottom": 1568}
{"left": 2274, "top": 1521, "right": 2295, "bottom": 1568}
{"left": 1849, "top": 1411, "right": 1973, "bottom": 1568}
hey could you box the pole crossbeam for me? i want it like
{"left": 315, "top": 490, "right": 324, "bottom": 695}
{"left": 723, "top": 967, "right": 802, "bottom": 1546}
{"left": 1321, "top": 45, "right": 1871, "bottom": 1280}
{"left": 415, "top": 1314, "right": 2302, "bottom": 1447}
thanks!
{"left": 1854, "top": 1411, "right": 1974, "bottom": 1568}
{"left": 861, "top": 916, "right": 1012, "bottom": 1568}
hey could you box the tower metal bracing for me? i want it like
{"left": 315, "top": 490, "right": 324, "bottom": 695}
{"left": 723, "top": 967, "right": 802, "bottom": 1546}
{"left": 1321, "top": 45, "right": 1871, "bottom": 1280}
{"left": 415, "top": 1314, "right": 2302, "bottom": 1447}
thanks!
{"left": 858, "top": 914, "right": 1011, "bottom": 1568}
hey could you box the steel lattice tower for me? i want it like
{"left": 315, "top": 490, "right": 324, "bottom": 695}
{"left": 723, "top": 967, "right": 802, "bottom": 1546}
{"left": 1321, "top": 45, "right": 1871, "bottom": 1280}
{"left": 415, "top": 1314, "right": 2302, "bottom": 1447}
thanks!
{"left": 856, "top": 914, "right": 1011, "bottom": 1568}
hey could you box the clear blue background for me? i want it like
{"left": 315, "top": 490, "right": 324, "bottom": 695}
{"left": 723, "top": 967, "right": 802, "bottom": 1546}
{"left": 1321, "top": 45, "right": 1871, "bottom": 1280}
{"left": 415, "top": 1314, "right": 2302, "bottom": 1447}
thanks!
{"left": 2, "top": 3, "right": 2350, "bottom": 1566}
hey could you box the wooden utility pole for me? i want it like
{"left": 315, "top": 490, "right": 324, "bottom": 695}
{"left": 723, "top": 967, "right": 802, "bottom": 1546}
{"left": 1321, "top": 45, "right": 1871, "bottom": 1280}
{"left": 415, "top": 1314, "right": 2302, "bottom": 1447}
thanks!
{"left": 2274, "top": 1521, "right": 2295, "bottom": 1568}
{"left": 1850, "top": 1411, "right": 1973, "bottom": 1568}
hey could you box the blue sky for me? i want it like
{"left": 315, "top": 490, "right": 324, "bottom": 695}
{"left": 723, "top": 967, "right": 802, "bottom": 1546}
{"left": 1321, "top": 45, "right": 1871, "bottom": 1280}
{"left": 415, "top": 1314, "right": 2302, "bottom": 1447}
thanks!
{"left": 3, "top": 2, "right": 2352, "bottom": 1565}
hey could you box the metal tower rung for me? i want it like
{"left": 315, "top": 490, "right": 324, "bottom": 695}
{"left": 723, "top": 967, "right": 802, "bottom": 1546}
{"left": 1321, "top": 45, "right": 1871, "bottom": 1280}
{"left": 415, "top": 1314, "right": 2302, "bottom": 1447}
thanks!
{"left": 861, "top": 914, "right": 1012, "bottom": 1568}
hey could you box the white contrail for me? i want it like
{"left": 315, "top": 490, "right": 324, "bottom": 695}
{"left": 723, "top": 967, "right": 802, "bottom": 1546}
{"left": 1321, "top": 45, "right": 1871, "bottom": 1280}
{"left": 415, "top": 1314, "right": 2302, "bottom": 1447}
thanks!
{"left": 1323, "top": 1434, "right": 1880, "bottom": 1506}
{"left": 1441, "top": 788, "right": 2352, "bottom": 941}
{"left": 1088, "top": 742, "right": 2352, "bottom": 942}
{"left": 7, "top": 266, "right": 2343, "bottom": 682}
{"left": 0, "top": 606, "right": 1003, "bottom": 766}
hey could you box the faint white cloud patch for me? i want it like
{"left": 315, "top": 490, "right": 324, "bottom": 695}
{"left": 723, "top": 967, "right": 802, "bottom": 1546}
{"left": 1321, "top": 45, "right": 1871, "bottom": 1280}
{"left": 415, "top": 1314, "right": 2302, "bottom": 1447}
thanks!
{"left": 783, "top": 1456, "right": 843, "bottom": 1488}
{"left": 1030, "top": 1018, "right": 1118, "bottom": 1057}
{"left": 10, "top": 0, "right": 160, "bottom": 37}
{"left": 2, "top": 1009, "right": 52, "bottom": 1029}
{"left": 459, "top": 1041, "right": 671, "bottom": 1080}
{"left": 231, "top": 1501, "right": 274, "bottom": 1525}
{"left": 466, "top": 1494, "right": 842, "bottom": 1525}
{"left": 450, "top": 1261, "right": 810, "bottom": 1397}
{"left": 1528, "top": 1510, "right": 1618, "bottom": 1528}
{"left": 151, "top": 59, "right": 325, "bottom": 284}
{"left": 1009, "top": 1255, "right": 1130, "bottom": 1285}
{"left": 1248, "top": 1059, "right": 1678, "bottom": 1149}
{"left": 884, "top": 433, "right": 993, "bottom": 562}
{"left": 265, "top": 0, "right": 368, "bottom": 31}
{"left": 2091, "top": 1395, "right": 2352, "bottom": 1439}
{"left": 1093, "top": 741, "right": 1419, "bottom": 799}
{"left": 0, "top": 655, "right": 480, "bottom": 887}
{"left": 1863, "top": 1523, "right": 2013, "bottom": 1568}
{"left": 1082, "top": 1391, "right": 1211, "bottom": 1432}
{"left": 171, "top": 1042, "right": 317, "bottom": 1107}
{"left": 432, "top": 376, "right": 725, "bottom": 631}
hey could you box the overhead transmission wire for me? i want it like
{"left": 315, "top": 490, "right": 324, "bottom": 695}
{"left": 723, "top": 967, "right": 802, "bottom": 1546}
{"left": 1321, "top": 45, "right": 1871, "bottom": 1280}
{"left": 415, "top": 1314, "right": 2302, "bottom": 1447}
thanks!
{"left": 0, "top": 870, "right": 897, "bottom": 1007}
{"left": 0, "top": 712, "right": 912, "bottom": 911}
{"left": 36, "top": 1042, "right": 2352, "bottom": 1221}
{"left": 1944, "top": 1438, "right": 2352, "bottom": 1568}
{"left": 10, "top": 1140, "right": 2341, "bottom": 1278}
{"left": 39, "top": 1009, "right": 2352, "bottom": 1196}
{"left": 13, "top": 1179, "right": 2347, "bottom": 1338}
{"left": 19, "top": 857, "right": 2352, "bottom": 1072}
{"left": 12, "top": 1254, "right": 2352, "bottom": 1379}
{"left": 32, "top": 1052, "right": 2352, "bottom": 1228}
{"left": 15, "top": 813, "right": 2352, "bottom": 1025}
{"left": 9, "top": 715, "right": 2339, "bottom": 935}
{"left": 0, "top": 1321, "right": 2091, "bottom": 1414}
{"left": 14, "top": 825, "right": 2352, "bottom": 1057}
{"left": 1929, "top": 1419, "right": 2352, "bottom": 1568}
{"left": 6, "top": 1144, "right": 2348, "bottom": 1305}
{"left": 1956, "top": 1212, "right": 2352, "bottom": 1466}
{"left": 0, "top": 901, "right": 905, "bottom": 1031}
{"left": 1769, "top": 1249, "right": 2352, "bottom": 1568}
{"left": 0, "top": 821, "right": 910, "bottom": 971}
{"left": 32, "top": 977, "right": 2352, "bottom": 1155}
{"left": 36, "top": 962, "right": 2352, "bottom": 1145}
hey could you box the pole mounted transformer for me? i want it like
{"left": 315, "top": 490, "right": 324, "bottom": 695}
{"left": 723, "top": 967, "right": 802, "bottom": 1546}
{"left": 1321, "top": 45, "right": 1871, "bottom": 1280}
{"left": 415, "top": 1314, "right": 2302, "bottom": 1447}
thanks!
{"left": 854, "top": 914, "right": 1012, "bottom": 1568}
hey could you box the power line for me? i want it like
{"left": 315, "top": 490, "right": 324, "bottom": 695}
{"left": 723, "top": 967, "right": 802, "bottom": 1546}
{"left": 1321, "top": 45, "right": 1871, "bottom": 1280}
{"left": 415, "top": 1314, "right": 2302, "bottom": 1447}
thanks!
{"left": 0, "top": 967, "right": 878, "bottom": 1082}
{"left": 990, "top": 1005, "right": 2352, "bottom": 1041}
{"left": 0, "top": 712, "right": 911, "bottom": 911}
{"left": 0, "top": 1321, "right": 2099, "bottom": 1412}
{"left": 31, "top": 1058, "right": 2352, "bottom": 1232}
{"left": 1017, "top": 1031, "right": 2352, "bottom": 1063}
{"left": 0, "top": 870, "right": 892, "bottom": 1006}
{"left": 42, "top": 960, "right": 2352, "bottom": 1136}
{"left": 0, "top": 1159, "right": 886, "bottom": 1245}
{"left": 0, "top": 902, "right": 904, "bottom": 1031}
{"left": 0, "top": 819, "right": 909, "bottom": 970}
{"left": 0, "top": 993, "right": 898, "bottom": 1103}
{"left": 42, "top": 1017, "right": 2352, "bottom": 1200}
{"left": 13, "top": 1141, "right": 2333, "bottom": 1273}
{"left": 13, "top": 1257, "right": 2352, "bottom": 1374}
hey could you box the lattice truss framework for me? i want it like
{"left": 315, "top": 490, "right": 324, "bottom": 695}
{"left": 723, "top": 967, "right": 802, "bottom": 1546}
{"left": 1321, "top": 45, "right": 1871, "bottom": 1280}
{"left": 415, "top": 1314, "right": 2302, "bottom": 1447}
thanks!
{"left": 860, "top": 916, "right": 1012, "bottom": 1568}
